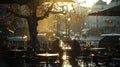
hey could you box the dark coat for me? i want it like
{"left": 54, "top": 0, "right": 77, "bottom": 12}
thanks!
{"left": 70, "top": 39, "right": 81, "bottom": 58}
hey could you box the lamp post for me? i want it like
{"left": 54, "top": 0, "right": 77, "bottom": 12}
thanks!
{"left": 64, "top": 4, "right": 73, "bottom": 39}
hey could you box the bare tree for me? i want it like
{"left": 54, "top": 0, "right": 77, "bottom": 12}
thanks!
{"left": 0, "top": 0, "right": 54, "bottom": 50}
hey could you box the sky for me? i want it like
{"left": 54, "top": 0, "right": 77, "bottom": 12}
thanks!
{"left": 73, "top": 0, "right": 112, "bottom": 7}
{"left": 102, "top": 0, "right": 112, "bottom": 4}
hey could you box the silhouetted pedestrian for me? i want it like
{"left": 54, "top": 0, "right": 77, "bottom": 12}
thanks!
{"left": 69, "top": 39, "right": 81, "bottom": 67}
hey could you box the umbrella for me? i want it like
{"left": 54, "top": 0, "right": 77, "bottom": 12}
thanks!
{"left": 7, "top": 36, "right": 28, "bottom": 41}
{"left": 82, "top": 28, "right": 89, "bottom": 32}
{"left": 89, "top": 5, "right": 120, "bottom": 16}
{"left": 36, "top": 52, "right": 59, "bottom": 57}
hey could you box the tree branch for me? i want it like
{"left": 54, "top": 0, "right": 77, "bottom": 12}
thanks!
{"left": 0, "top": 0, "right": 32, "bottom": 5}
{"left": 37, "top": 3, "right": 55, "bottom": 20}
{"left": 7, "top": 8, "right": 28, "bottom": 18}
{"left": 50, "top": 11, "right": 66, "bottom": 15}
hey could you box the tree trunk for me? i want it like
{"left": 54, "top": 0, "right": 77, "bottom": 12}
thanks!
{"left": 26, "top": 0, "right": 40, "bottom": 51}
{"left": 27, "top": 16, "right": 39, "bottom": 51}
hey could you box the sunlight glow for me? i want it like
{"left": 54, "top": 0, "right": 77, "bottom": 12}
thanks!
{"left": 80, "top": 0, "right": 99, "bottom": 7}
{"left": 67, "top": 3, "right": 73, "bottom": 11}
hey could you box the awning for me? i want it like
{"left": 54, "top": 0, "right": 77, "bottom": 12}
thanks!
{"left": 89, "top": 5, "right": 120, "bottom": 16}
